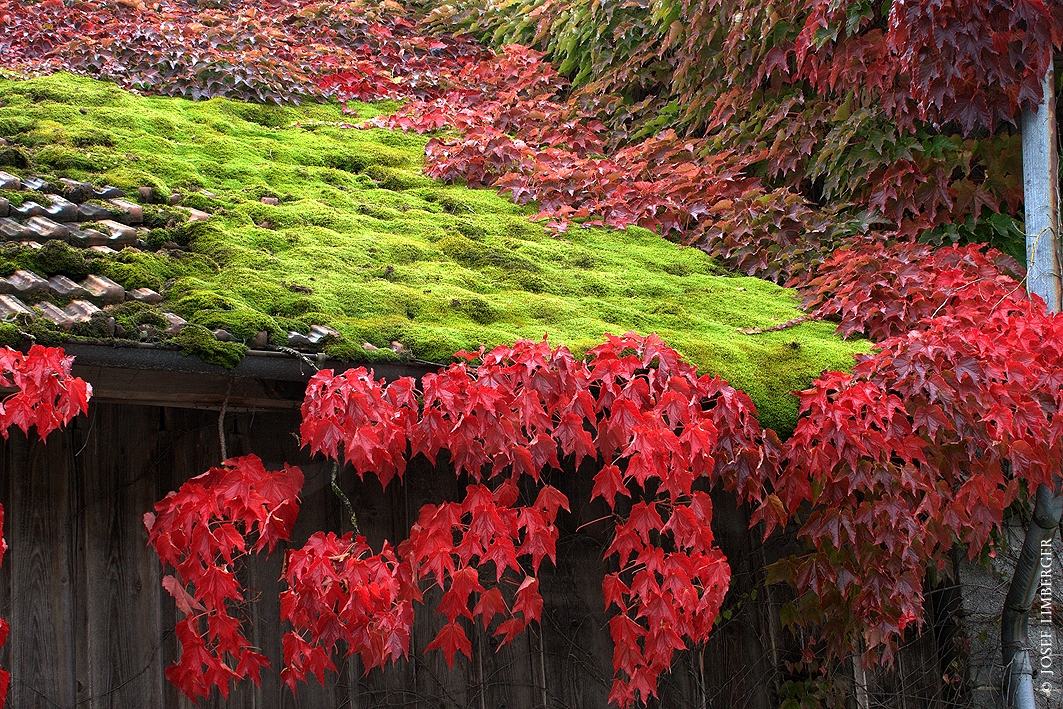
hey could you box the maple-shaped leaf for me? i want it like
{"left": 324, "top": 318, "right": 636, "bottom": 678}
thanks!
{"left": 608, "top": 678, "right": 636, "bottom": 709}
{"left": 512, "top": 576, "right": 542, "bottom": 622}
{"left": 258, "top": 498, "right": 301, "bottom": 552}
{"left": 516, "top": 508, "right": 558, "bottom": 571}
{"left": 533, "top": 485, "right": 569, "bottom": 520}
{"left": 473, "top": 587, "right": 508, "bottom": 629}
{"left": 591, "top": 464, "right": 629, "bottom": 508}
{"left": 235, "top": 648, "right": 270, "bottom": 687}
{"left": 162, "top": 575, "right": 203, "bottom": 616}
{"left": 425, "top": 621, "right": 472, "bottom": 668}
{"left": 195, "top": 564, "right": 243, "bottom": 604}
{"left": 438, "top": 567, "right": 483, "bottom": 621}
{"left": 303, "top": 645, "right": 337, "bottom": 686}
{"left": 554, "top": 411, "right": 596, "bottom": 464}
{"left": 602, "top": 573, "right": 630, "bottom": 612}
{"left": 493, "top": 616, "right": 527, "bottom": 646}
{"left": 626, "top": 502, "right": 663, "bottom": 543}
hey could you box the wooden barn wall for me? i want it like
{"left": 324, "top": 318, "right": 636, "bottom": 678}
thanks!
{"left": 0, "top": 400, "right": 953, "bottom": 709}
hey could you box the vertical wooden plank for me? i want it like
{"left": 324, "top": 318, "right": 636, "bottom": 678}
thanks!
{"left": 231, "top": 407, "right": 357, "bottom": 709}
{"left": 77, "top": 402, "right": 174, "bottom": 708}
{"left": 157, "top": 405, "right": 239, "bottom": 709}
{"left": 0, "top": 431, "right": 8, "bottom": 705}
{"left": 535, "top": 459, "right": 615, "bottom": 709}
{"left": 4, "top": 430, "right": 77, "bottom": 708}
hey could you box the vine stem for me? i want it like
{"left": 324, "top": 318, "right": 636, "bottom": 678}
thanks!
{"left": 218, "top": 378, "right": 233, "bottom": 462}
{"left": 331, "top": 461, "right": 359, "bottom": 534}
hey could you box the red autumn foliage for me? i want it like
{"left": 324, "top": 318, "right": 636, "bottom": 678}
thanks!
{"left": 755, "top": 298, "right": 1063, "bottom": 663}
{"left": 298, "top": 332, "right": 778, "bottom": 705}
{"left": 346, "top": 42, "right": 844, "bottom": 282}
{"left": 792, "top": 0, "right": 1063, "bottom": 134}
{"left": 144, "top": 455, "right": 304, "bottom": 701}
{"left": 2, "top": 0, "right": 1056, "bottom": 703}
{"left": 280, "top": 532, "right": 417, "bottom": 689}
{"left": 0, "top": 345, "right": 92, "bottom": 709}
{"left": 0, "top": 0, "right": 486, "bottom": 104}
{"left": 146, "top": 333, "right": 776, "bottom": 706}
{"left": 1, "top": 0, "right": 1041, "bottom": 281}
{"left": 795, "top": 240, "right": 1028, "bottom": 340}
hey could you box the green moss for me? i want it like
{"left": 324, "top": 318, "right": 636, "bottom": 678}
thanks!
{"left": 0, "top": 115, "right": 37, "bottom": 136}
{"left": 0, "top": 145, "right": 29, "bottom": 168}
{"left": 71, "top": 311, "right": 116, "bottom": 339}
{"left": 34, "top": 144, "right": 111, "bottom": 172}
{"left": 172, "top": 290, "right": 238, "bottom": 317}
{"left": 100, "top": 261, "right": 163, "bottom": 291}
{"left": 99, "top": 250, "right": 213, "bottom": 290}
{"left": 0, "top": 189, "right": 28, "bottom": 207}
{"left": 0, "top": 72, "right": 870, "bottom": 430}
{"left": 365, "top": 165, "right": 436, "bottom": 190}
{"left": 140, "top": 204, "right": 188, "bottom": 229}
{"left": 171, "top": 323, "right": 247, "bottom": 369}
{"left": 11, "top": 240, "right": 94, "bottom": 278}
{"left": 173, "top": 219, "right": 227, "bottom": 250}
{"left": 189, "top": 308, "right": 284, "bottom": 341}
{"left": 439, "top": 234, "right": 540, "bottom": 273}
{"left": 108, "top": 301, "right": 168, "bottom": 333}
{"left": 0, "top": 322, "right": 26, "bottom": 348}
{"left": 182, "top": 191, "right": 225, "bottom": 212}
{"left": 0, "top": 316, "right": 66, "bottom": 347}
{"left": 70, "top": 129, "right": 116, "bottom": 148}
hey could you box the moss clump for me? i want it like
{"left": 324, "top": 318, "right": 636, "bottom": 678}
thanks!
{"left": 34, "top": 144, "right": 110, "bottom": 172}
{"left": 72, "top": 311, "right": 115, "bottom": 339}
{"left": 365, "top": 165, "right": 436, "bottom": 191}
{"left": 0, "top": 72, "right": 871, "bottom": 432}
{"left": 140, "top": 204, "right": 189, "bottom": 229}
{"left": 0, "top": 115, "right": 36, "bottom": 136}
{"left": 0, "top": 317, "right": 66, "bottom": 347}
{"left": 0, "top": 322, "right": 27, "bottom": 348}
{"left": 450, "top": 296, "right": 497, "bottom": 324}
{"left": 172, "top": 219, "right": 226, "bottom": 250}
{"left": 189, "top": 308, "right": 284, "bottom": 341}
{"left": 182, "top": 191, "right": 225, "bottom": 212}
{"left": 11, "top": 240, "right": 94, "bottom": 278}
{"left": 70, "top": 129, "right": 116, "bottom": 148}
{"left": 100, "top": 261, "right": 163, "bottom": 291}
{"left": 171, "top": 324, "right": 247, "bottom": 369}
{"left": 172, "top": 290, "right": 238, "bottom": 317}
{"left": 439, "top": 234, "right": 540, "bottom": 273}
{"left": 108, "top": 301, "right": 168, "bottom": 334}
{"left": 101, "top": 250, "right": 216, "bottom": 292}
{"left": 0, "top": 145, "right": 29, "bottom": 168}
{"left": 0, "top": 189, "right": 29, "bottom": 207}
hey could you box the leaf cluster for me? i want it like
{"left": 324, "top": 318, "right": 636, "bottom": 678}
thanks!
{"left": 0, "top": 0, "right": 484, "bottom": 104}
{"left": 797, "top": 240, "right": 1028, "bottom": 340}
{"left": 419, "top": 0, "right": 1045, "bottom": 278}
{"left": 143, "top": 455, "right": 304, "bottom": 701}
{"left": 280, "top": 532, "right": 416, "bottom": 688}
{"left": 758, "top": 299, "right": 1063, "bottom": 662}
{"left": 0, "top": 344, "right": 92, "bottom": 709}
{"left": 278, "top": 332, "right": 778, "bottom": 705}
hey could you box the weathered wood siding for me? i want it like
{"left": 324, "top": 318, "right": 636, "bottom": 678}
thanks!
{"left": 0, "top": 398, "right": 953, "bottom": 709}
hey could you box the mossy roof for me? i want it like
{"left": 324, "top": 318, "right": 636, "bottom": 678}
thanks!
{"left": 0, "top": 72, "right": 869, "bottom": 433}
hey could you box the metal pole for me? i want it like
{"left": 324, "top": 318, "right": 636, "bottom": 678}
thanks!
{"left": 1004, "top": 63, "right": 1061, "bottom": 709}
{"left": 1021, "top": 65, "right": 1061, "bottom": 312}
